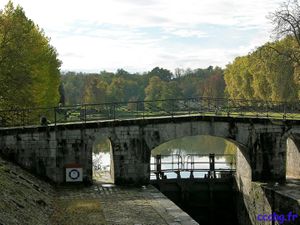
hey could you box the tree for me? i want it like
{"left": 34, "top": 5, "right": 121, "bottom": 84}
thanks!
{"left": 224, "top": 56, "right": 254, "bottom": 99}
{"left": 148, "top": 67, "right": 173, "bottom": 81}
{"left": 224, "top": 38, "right": 298, "bottom": 102}
{"left": 249, "top": 40, "right": 298, "bottom": 102}
{"left": 61, "top": 72, "right": 86, "bottom": 105}
{"left": 269, "top": 0, "right": 300, "bottom": 90}
{"left": 83, "top": 76, "right": 108, "bottom": 104}
{"left": 0, "top": 1, "right": 61, "bottom": 109}
{"left": 106, "top": 77, "right": 127, "bottom": 102}
{"left": 269, "top": 0, "right": 300, "bottom": 50}
{"left": 161, "top": 81, "right": 181, "bottom": 110}
{"left": 200, "top": 74, "right": 226, "bottom": 98}
{"left": 174, "top": 68, "right": 184, "bottom": 79}
{"left": 58, "top": 83, "right": 65, "bottom": 106}
{"left": 144, "top": 76, "right": 164, "bottom": 101}
{"left": 116, "top": 68, "right": 130, "bottom": 76}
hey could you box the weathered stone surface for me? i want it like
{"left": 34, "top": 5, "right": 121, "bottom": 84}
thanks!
{"left": 287, "top": 136, "right": 300, "bottom": 179}
{"left": 0, "top": 115, "right": 299, "bottom": 186}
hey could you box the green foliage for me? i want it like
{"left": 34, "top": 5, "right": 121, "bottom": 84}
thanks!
{"left": 224, "top": 142, "right": 237, "bottom": 155}
{"left": 179, "top": 66, "right": 225, "bottom": 98}
{"left": 148, "top": 67, "right": 173, "bottom": 81}
{"left": 0, "top": 1, "right": 61, "bottom": 109}
{"left": 106, "top": 77, "right": 127, "bottom": 102}
{"left": 61, "top": 72, "right": 87, "bottom": 105}
{"left": 224, "top": 1, "right": 300, "bottom": 102}
{"left": 224, "top": 142, "right": 236, "bottom": 165}
{"left": 144, "top": 76, "right": 164, "bottom": 101}
{"left": 61, "top": 66, "right": 226, "bottom": 108}
{"left": 83, "top": 76, "right": 108, "bottom": 104}
{"left": 224, "top": 56, "right": 254, "bottom": 99}
{"left": 224, "top": 37, "right": 299, "bottom": 102}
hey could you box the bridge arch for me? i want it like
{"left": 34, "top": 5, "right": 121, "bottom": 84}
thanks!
{"left": 149, "top": 135, "right": 246, "bottom": 179}
{"left": 101, "top": 119, "right": 257, "bottom": 185}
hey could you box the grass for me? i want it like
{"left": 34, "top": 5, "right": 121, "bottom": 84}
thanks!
{"left": 51, "top": 198, "right": 107, "bottom": 225}
{"left": 0, "top": 158, "right": 107, "bottom": 225}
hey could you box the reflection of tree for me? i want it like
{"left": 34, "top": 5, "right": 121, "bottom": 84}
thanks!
{"left": 93, "top": 138, "right": 110, "bottom": 154}
{"left": 92, "top": 137, "right": 111, "bottom": 172}
{"left": 224, "top": 142, "right": 237, "bottom": 165}
{"left": 93, "top": 153, "right": 111, "bottom": 171}
{"left": 151, "top": 135, "right": 228, "bottom": 155}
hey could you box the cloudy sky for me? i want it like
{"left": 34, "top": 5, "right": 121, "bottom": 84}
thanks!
{"left": 0, "top": 0, "right": 283, "bottom": 73}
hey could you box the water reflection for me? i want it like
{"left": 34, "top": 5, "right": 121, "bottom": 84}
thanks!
{"left": 92, "top": 137, "right": 113, "bottom": 183}
{"left": 152, "top": 135, "right": 229, "bottom": 155}
{"left": 150, "top": 153, "right": 235, "bottom": 179}
{"left": 92, "top": 152, "right": 111, "bottom": 171}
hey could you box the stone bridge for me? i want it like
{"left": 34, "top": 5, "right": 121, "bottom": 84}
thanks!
{"left": 0, "top": 114, "right": 299, "bottom": 186}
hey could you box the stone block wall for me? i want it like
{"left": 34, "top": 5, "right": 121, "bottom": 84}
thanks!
{"left": 0, "top": 128, "right": 58, "bottom": 182}
{"left": 0, "top": 127, "right": 92, "bottom": 184}
{"left": 236, "top": 138, "right": 300, "bottom": 225}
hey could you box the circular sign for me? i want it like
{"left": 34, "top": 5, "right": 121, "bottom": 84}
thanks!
{"left": 68, "top": 169, "right": 80, "bottom": 180}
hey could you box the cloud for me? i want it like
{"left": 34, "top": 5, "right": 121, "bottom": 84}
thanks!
{"left": 0, "top": 0, "right": 284, "bottom": 72}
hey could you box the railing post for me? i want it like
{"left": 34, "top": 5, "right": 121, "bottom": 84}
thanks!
{"left": 113, "top": 103, "right": 116, "bottom": 120}
{"left": 156, "top": 154, "right": 161, "bottom": 180}
{"left": 22, "top": 109, "right": 25, "bottom": 126}
{"left": 54, "top": 107, "right": 57, "bottom": 126}
{"left": 283, "top": 102, "right": 286, "bottom": 120}
{"left": 143, "top": 102, "right": 145, "bottom": 119}
{"left": 136, "top": 101, "right": 139, "bottom": 118}
{"left": 190, "top": 155, "right": 194, "bottom": 179}
{"left": 227, "top": 99, "right": 230, "bottom": 117}
{"left": 171, "top": 99, "right": 174, "bottom": 118}
{"left": 209, "top": 153, "right": 216, "bottom": 178}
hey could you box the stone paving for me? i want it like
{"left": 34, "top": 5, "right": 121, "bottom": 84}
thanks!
{"left": 96, "top": 183, "right": 198, "bottom": 225}
{"left": 55, "top": 171, "right": 198, "bottom": 225}
{"left": 57, "top": 183, "right": 198, "bottom": 225}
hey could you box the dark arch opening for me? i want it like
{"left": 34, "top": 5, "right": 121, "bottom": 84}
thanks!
{"left": 92, "top": 136, "right": 114, "bottom": 184}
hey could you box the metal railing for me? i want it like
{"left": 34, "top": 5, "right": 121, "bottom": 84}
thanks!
{"left": 0, "top": 97, "right": 299, "bottom": 127}
{"left": 150, "top": 153, "right": 236, "bottom": 180}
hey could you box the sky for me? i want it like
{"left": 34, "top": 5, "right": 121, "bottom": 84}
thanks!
{"left": 0, "top": 0, "right": 284, "bottom": 73}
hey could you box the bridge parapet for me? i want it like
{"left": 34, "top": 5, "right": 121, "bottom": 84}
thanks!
{"left": 0, "top": 97, "right": 299, "bottom": 128}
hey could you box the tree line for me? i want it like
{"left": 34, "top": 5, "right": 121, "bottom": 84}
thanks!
{"left": 0, "top": 0, "right": 300, "bottom": 112}
{"left": 61, "top": 66, "right": 225, "bottom": 105}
